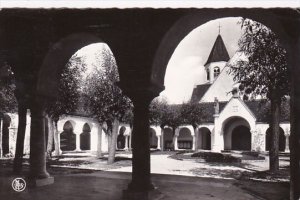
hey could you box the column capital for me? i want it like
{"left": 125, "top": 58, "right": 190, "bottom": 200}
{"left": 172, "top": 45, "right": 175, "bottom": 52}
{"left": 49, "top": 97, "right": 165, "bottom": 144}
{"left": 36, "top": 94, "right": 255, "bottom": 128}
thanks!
{"left": 29, "top": 95, "right": 48, "bottom": 118}
{"left": 284, "top": 130, "right": 290, "bottom": 137}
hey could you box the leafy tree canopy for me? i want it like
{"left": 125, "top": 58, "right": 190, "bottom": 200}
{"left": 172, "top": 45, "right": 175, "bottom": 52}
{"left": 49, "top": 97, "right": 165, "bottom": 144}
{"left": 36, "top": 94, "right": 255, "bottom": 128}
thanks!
{"left": 82, "top": 46, "right": 132, "bottom": 127}
{"left": 46, "top": 55, "right": 86, "bottom": 122}
{"left": 160, "top": 104, "right": 182, "bottom": 129}
{"left": 149, "top": 97, "right": 169, "bottom": 126}
{"left": 180, "top": 101, "right": 205, "bottom": 128}
{"left": 0, "top": 63, "right": 17, "bottom": 115}
{"left": 229, "top": 18, "right": 290, "bottom": 101}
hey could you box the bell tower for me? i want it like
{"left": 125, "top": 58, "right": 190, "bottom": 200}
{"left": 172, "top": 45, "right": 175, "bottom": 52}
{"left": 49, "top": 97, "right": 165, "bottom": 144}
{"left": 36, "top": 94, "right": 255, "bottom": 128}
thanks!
{"left": 204, "top": 33, "right": 230, "bottom": 83}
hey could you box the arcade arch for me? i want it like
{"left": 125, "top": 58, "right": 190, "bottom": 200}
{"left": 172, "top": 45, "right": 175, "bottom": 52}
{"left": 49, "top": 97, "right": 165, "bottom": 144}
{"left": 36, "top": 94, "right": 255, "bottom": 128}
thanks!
{"left": 60, "top": 120, "right": 76, "bottom": 151}
{"left": 117, "top": 126, "right": 126, "bottom": 150}
{"left": 197, "top": 127, "right": 211, "bottom": 150}
{"left": 163, "top": 127, "right": 173, "bottom": 150}
{"left": 177, "top": 127, "right": 193, "bottom": 150}
{"left": 80, "top": 123, "right": 91, "bottom": 150}
{"left": 223, "top": 117, "right": 251, "bottom": 151}
{"left": 149, "top": 128, "right": 158, "bottom": 149}
{"left": 265, "top": 127, "right": 286, "bottom": 152}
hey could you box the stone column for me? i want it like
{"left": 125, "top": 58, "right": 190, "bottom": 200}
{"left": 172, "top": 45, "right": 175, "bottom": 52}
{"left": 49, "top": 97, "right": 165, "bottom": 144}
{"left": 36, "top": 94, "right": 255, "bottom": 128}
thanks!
{"left": 53, "top": 125, "right": 62, "bottom": 156}
{"left": 29, "top": 98, "right": 54, "bottom": 186}
{"left": 174, "top": 135, "right": 178, "bottom": 150}
{"left": 97, "top": 124, "right": 103, "bottom": 158}
{"left": 285, "top": 134, "right": 290, "bottom": 152}
{"left": 124, "top": 92, "right": 155, "bottom": 199}
{"left": 212, "top": 114, "right": 223, "bottom": 152}
{"left": 0, "top": 118, "right": 3, "bottom": 158}
{"left": 13, "top": 99, "right": 27, "bottom": 173}
{"left": 250, "top": 130, "right": 256, "bottom": 151}
{"left": 192, "top": 135, "right": 196, "bottom": 151}
{"left": 194, "top": 128, "right": 199, "bottom": 151}
{"left": 24, "top": 111, "right": 31, "bottom": 155}
{"left": 157, "top": 135, "right": 161, "bottom": 150}
{"left": 290, "top": 35, "right": 300, "bottom": 200}
{"left": 73, "top": 123, "right": 83, "bottom": 151}
{"left": 129, "top": 132, "right": 132, "bottom": 150}
{"left": 160, "top": 128, "right": 164, "bottom": 151}
{"left": 75, "top": 134, "right": 81, "bottom": 151}
{"left": 124, "top": 135, "right": 129, "bottom": 151}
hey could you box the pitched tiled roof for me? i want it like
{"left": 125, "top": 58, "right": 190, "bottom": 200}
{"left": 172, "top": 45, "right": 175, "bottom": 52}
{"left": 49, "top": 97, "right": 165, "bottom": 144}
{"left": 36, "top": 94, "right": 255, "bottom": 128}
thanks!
{"left": 204, "top": 34, "right": 230, "bottom": 66}
{"left": 169, "top": 99, "right": 290, "bottom": 124}
{"left": 191, "top": 84, "right": 211, "bottom": 103}
{"left": 244, "top": 100, "right": 290, "bottom": 123}
{"left": 198, "top": 101, "right": 228, "bottom": 123}
{"left": 196, "top": 99, "right": 290, "bottom": 123}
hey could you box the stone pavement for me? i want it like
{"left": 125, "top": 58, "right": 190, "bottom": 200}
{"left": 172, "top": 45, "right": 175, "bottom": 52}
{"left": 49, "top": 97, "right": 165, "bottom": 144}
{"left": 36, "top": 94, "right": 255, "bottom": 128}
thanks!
{"left": 0, "top": 165, "right": 289, "bottom": 200}
{"left": 108, "top": 154, "right": 249, "bottom": 178}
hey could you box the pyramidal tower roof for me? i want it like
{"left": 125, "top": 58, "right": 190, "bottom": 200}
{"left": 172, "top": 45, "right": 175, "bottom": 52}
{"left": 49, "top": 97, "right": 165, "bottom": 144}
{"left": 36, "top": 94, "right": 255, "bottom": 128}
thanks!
{"left": 204, "top": 34, "right": 230, "bottom": 66}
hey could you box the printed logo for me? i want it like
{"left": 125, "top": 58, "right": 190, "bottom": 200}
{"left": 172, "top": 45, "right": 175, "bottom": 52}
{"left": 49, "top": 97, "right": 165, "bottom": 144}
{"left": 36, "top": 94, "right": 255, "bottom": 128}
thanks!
{"left": 12, "top": 178, "right": 26, "bottom": 192}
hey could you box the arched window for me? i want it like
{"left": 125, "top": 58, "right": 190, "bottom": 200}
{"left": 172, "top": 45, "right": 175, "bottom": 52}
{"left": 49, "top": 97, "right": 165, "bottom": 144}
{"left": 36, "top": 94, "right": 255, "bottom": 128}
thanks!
{"left": 213, "top": 67, "right": 220, "bottom": 78}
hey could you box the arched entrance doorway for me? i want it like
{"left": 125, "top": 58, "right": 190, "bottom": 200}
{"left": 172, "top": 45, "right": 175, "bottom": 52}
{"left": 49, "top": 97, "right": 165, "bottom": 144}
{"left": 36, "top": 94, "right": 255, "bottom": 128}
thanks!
{"left": 80, "top": 123, "right": 91, "bottom": 150}
{"left": 178, "top": 127, "right": 193, "bottom": 149}
{"left": 60, "top": 121, "right": 76, "bottom": 151}
{"left": 232, "top": 125, "right": 251, "bottom": 150}
{"left": 149, "top": 128, "right": 158, "bottom": 149}
{"left": 223, "top": 117, "right": 251, "bottom": 151}
{"left": 117, "top": 126, "right": 126, "bottom": 149}
{"left": 265, "top": 127, "right": 286, "bottom": 152}
{"left": 197, "top": 127, "right": 211, "bottom": 150}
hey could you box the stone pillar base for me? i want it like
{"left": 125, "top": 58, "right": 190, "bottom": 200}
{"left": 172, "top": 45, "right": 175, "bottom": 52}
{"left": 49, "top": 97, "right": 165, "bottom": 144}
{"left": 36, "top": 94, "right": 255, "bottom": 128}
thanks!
{"left": 123, "top": 187, "right": 163, "bottom": 200}
{"left": 123, "top": 189, "right": 148, "bottom": 200}
{"left": 28, "top": 176, "right": 54, "bottom": 187}
{"left": 52, "top": 149, "right": 62, "bottom": 157}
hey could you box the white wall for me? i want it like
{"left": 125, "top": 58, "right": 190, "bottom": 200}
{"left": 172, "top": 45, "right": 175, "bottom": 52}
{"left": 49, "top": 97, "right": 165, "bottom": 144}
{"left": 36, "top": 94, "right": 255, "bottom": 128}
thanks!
{"left": 201, "top": 64, "right": 234, "bottom": 102}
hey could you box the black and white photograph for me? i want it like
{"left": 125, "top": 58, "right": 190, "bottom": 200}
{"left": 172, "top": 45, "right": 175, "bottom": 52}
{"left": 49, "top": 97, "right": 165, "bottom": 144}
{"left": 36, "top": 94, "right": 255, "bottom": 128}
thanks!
{"left": 0, "top": 1, "right": 299, "bottom": 200}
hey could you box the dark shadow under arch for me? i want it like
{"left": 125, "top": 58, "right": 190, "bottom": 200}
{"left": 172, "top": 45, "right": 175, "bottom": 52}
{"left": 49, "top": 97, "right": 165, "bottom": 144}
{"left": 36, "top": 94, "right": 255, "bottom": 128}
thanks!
{"left": 80, "top": 123, "right": 91, "bottom": 150}
{"left": 198, "top": 127, "right": 211, "bottom": 150}
{"left": 163, "top": 128, "right": 173, "bottom": 150}
{"left": 232, "top": 125, "right": 251, "bottom": 151}
{"left": 265, "top": 127, "right": 286, "bottom": 152}
{"left": 60, "top": 121, "right": 76, "bottom": 151}
{"left": 149, "top": 128, "right": 158, "bottom": 148}
{"left": 178, "top": 128, "right": 193, "bottom": 149}
{"left": 117, "top": 126, "right": 126, "bottom": 149}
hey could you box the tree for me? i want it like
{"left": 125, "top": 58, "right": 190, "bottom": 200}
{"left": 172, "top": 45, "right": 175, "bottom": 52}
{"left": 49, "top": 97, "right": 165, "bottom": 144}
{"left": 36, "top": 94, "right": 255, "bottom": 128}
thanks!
{"left": 158, "top": 103, "right": 182, "bottom": 150}
{"left": 149, "top": 97, "right": 169, "bottom": 126}
{"left": 180, "top": 101, "right": 205, "bottom": 128}
{"left": 83, "top": 46, "right": 132, "bottom": 164}
{"left": 0, "top": 63, "right": 17, "bottom": 114}
{"left": 0, "top": 63, "right": 17, "bottom": 158}
{"left": 229, "top": 19, "right": 290, "bottom": 172}
{"left": 45, "top": 55, "right": 86, "bottom": 156}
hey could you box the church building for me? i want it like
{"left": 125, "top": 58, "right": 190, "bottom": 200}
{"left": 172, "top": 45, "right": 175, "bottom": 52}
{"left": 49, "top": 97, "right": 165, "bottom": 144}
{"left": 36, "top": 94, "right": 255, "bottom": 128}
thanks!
{"left": 189, "top": 33, "right": 290, "bottom": 152}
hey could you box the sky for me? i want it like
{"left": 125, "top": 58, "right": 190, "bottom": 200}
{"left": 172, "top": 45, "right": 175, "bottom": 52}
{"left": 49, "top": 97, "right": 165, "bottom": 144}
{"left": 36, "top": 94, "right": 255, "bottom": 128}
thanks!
{"left": 160, "top": 17, "right": 243, "bottom": 104}
{"left": 72, "top": 17, "right": 243, "bottom": 104}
